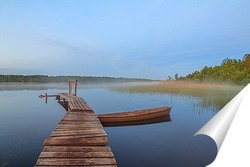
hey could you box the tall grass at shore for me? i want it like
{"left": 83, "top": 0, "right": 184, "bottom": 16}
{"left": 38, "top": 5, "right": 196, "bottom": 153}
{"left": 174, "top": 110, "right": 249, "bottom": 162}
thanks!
{"left": 112, "top": 81, "right": 244, "bottom": 109}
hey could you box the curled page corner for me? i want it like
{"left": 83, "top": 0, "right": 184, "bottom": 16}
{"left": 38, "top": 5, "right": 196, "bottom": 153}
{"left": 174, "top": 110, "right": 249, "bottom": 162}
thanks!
{"left": 194, "top": 83, "right": 250, "bottom": 166}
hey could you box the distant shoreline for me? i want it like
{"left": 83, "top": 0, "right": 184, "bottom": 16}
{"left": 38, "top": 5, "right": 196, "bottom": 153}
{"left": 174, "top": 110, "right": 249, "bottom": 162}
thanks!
{"left": 0, "top": 74, "right": 153, "bottom": 83}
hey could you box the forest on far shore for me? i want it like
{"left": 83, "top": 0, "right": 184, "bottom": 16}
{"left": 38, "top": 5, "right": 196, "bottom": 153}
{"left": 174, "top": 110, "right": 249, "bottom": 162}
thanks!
{"left": 181, "top": 54, "right": 250, "bottom": 85}
{"left": 0, "top": 75, "right": 152, "bottom": 83}
{"left": 1, "top": 54, "right": 249, "bottom": 85}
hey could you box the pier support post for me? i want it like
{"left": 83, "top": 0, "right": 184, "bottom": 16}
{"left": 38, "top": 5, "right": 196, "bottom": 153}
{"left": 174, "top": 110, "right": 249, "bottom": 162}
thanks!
{"left": 69, "top": 80, "right": 72, "bottom": 94}
{"left": 74, "top": 80, "right": 78, "bottom": 96}
{"left": 45, "top": 93, "right": 48, "bottom": 103}
{"left": 68, "top": 80, "right": 78, "bottom": 96}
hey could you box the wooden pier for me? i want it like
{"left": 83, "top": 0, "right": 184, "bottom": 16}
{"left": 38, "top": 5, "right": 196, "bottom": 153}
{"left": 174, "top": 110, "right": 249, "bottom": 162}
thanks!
{"left": 36, "top": 80, "right": 171, "bottom": 166}
{"left": 35, "top": 90, "right": 117, "bottom": 166}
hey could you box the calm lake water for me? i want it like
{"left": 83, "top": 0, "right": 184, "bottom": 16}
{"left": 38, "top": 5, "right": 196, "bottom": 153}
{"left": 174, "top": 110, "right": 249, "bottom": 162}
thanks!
{"left": 0, "top": 82, "right": 220, "bottom": 167}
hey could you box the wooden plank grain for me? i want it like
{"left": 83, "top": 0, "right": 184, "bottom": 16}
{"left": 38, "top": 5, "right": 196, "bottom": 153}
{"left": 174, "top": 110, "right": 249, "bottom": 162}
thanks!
{"left": 65, "top": 112, "right": 95, "bottom": 116}
{"left": 39, "top": 151, "right": 114, "bottom": 158}
{"left": 56, "top": 124, "right": 102, "bottom": 129}
{"left": 36, "top": 157, "right": 117, "bottom": 166}
{"left": 73, "top": 100, "right": 81, "bottom": 109}
{"left": 53, "top": 125, "right": 104, "bottom": 131}
{"left": 51, "top": 127, "right": 106, "bottom": 132}
{"left": 79, "top": 98, "right": 93, "bottom": 110}
{"left": 56, "top": 124, "right": 103, "bottom": 129}
{"left": 50, "top": 133, "right": 106, "bottom": 138}
{"left": 43, "top": 136, "right": 108, "bottom": 146}
{"left": 61, "top": 117, "right": 99, "bottom": 121}
{"left": 35, "top": 165, "right": 117, "bottom": 167}
{"left": 52, "top": 128, "right": 105, "bottom": 133}
{"left": 58, "top": 121, "right": 101, "bottom": 126}
{"left": 36, "top": 94, "right": 117, "bottom": 167}
{"left": 50, "top": 133, "right": 107, "bottom": 138}
{"left": 42, "top": 146, "right": 112, "bottom": 152}
{"left": 62, "top": 114, "right": 96, "bottom": 118}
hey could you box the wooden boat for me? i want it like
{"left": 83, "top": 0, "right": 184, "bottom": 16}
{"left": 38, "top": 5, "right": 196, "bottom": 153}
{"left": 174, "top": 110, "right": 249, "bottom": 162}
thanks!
{"left": 99, "top": 115, "right": 171, "bottom": 127}
{"left": 98, "top": 106, "right": 171, "bottom": 127}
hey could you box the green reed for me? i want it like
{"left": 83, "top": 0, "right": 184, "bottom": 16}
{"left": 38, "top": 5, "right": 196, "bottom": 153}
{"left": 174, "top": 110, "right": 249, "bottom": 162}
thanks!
{"left": 112, "top": 82, "right": 244, "bottom": 109}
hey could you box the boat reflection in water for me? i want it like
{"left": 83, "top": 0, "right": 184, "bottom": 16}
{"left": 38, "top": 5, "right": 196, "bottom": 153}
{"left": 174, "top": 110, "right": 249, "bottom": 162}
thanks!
{"left": 98, "top": 106, "right": 171, "bottom": 127}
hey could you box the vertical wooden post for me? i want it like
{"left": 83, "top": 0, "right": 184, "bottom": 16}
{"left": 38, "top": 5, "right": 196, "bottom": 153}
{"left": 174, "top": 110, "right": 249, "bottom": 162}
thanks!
{"left": 74, "top": 80, "right": 78, "bottom": 96}
{"left": 57, "top": 95, "right": 60, "bottom": 103}
{"left": 69, "top": 80, "right": 72, "bottom": 94}
{"left": 68, "top": 80, "right": 70, "bottom": 94}
{"left": 45, "top": 93, "right": 48, "bottom": 103}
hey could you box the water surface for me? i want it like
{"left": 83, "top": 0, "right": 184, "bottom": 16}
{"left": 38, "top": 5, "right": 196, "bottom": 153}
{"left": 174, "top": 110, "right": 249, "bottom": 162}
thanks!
{"left": 0, "top": 82, "right": 222, "bottom": 167}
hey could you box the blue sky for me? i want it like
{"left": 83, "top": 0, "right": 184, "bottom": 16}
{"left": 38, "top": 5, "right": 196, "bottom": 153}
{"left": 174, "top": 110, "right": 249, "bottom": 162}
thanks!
{"left": 0, "top": 0, "right": 249, "bottom": 79}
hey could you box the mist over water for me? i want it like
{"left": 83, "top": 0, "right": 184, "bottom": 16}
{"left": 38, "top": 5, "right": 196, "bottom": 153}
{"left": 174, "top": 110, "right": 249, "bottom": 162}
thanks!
{"left": 0, "top": 82, "right": 228, "bottom": 167}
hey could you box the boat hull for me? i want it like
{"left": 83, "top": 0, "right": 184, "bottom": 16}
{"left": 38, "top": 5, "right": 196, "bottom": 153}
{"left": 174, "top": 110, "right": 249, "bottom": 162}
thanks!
{"left": 97, "top": 106, "right": 171, "bottom": 126}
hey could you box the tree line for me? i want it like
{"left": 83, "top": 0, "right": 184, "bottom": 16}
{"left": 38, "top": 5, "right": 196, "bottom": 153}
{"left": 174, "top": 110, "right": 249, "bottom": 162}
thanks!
{"left": 181, "top": 54, "right": 250, "bottom": 85}
{"left": 0, "top": 75, "right": 152, "bottom": 83}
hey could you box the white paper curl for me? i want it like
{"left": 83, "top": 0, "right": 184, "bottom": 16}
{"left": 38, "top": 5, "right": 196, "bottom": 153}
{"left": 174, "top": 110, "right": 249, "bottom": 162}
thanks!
{"left": 195, "top": 83, "right": 250, "bottom": 166}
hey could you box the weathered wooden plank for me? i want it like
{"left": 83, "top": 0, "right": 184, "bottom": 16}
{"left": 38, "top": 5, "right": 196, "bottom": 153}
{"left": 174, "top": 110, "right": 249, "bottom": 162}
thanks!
{"left": 74, "top": 100, "right": 82, "bottom": 109}
{"left": 68, "top": 109, "right": 94, "bottom": 113}
{"left": 50, "top": 134, "right": 106, "bottom": 138}
{"left": 79, "top": 98, "right": 93, "bottom": 110}
{"left": 52, "top": 128, "right": 104, "bottom": 132}
{"left": 53, "top": 130, "right": 103, "bottom": 133}
{"left": 77, "top": 100, "right": 90, "bottom": 110}
{"left": 66, "top": 111, "right": 95, "bottom": 114}
{"left": 42, "top": 146, "right": 112, "bottom": 152}
{"left": 52, "top": 130, "right": 104, "bottom": 134}
{"left": 62, "top": 115, "right": 97, "bottom": 118}
{"left": 43, "top": 146, "right": 112, "bottom": 152}
{"left": 49, "top": 132, "right": 106, "bottom": 138}
{"left": 60, "top": 119, "right": 99, "bottom": 123}
{"left": 53, "top": 127, "right": 105, "bottom": 131}
{"left": 68, "top": 99, "right": 90, "bottom": 111}
{"left": 58, "top": 121, "right": 100, "bottom": 124}
{"left": 62, "top": 116, "right": 97, "bottom": 120}
{"left": 36, "top": 94, "right": 117, "bottom": 167}
{"left": 62, "top": 116, "right": 98, "bottom": 121}
{"left": 68, "top": 103, "right": 75, "bottom": 110}
{"left": 43, "top": 136, "right": 108, "bottom": 146}
{"left": 61, "top": 117, "right": 99, "bottom": 121}
{"left": 50, "top": 133, "right": 107, "bottom": 138}
{"left": 51, "top": 132, "right": 106, "bottom": 136}
{"left": 36, "top": 158, "right": 117, "bottom": 166}
{"left": 56, "top": 124, "right": 102, "bottom": 129}
{"left": 65, "top": 111, "right": 95, "bottom": 115}
{"left": 58, "top": 121, "right": 101, "bottom": 126}
{"left": 52, "top": 128, "right": 105, "bottom": 132}
{"left": 56, "top": 124, "right": 103, "bottom": 129}
{"left": 56, "top": 122, "right": 101, "bottom": 125}
{"left": 63, "top": 115, "right": 95, "bottom": 118}
{"left": 58, "top": 93, "right": 91, "bottom": 111}
{"left": 73, "top": 99, "right": 82, "bottom": 109}
{"left": 73, "top": 101, "right": 81, "bottom": 109}
{"left": 53, "top": 126, "right": 104, "bottom": 131}
{"left": 50, "top": 133, "right": 107, "bottom": 139}
{"left": 35, "top": 165, "right": 117, "bottom": 167}
{"left": 51, "top": 128, "right": 106, "bottom": 133}
{"left": 39, "top": 151, "right": 114, "bottom": 158}
{"left": 56, "top": 125, "right": 103, "bottom": 128}
{"left": 58, "top": 93, "right": 76, "bottom": 100}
